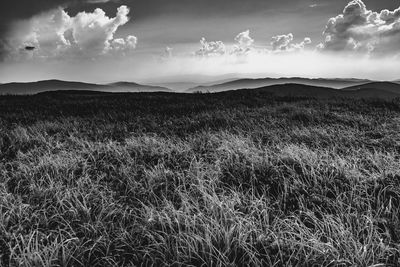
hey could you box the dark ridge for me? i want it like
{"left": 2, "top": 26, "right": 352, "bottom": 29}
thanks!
{"left": 107, "top": 82, "right": 172, "bottom": 92}
{"left": 35, "top": 90, "right": 112, "bottom": 96}
{"left": 214, "top": 83, "right": 400, "bottom": 99}
{"left": 343, "top": 82, "right": 400, "bottom": 94}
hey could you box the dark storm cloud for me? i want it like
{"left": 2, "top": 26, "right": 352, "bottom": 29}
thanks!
{"left": 24, "top": 46, "right": 36, "bottom": 51}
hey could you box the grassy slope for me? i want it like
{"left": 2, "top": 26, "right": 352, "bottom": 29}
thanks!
{"left": 1, "top": 91, "right": 400, "bottom": 266}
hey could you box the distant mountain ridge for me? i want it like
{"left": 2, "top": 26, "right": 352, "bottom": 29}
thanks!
{"left": 2, "top": 79, "right": 400, "bottom": 99}
{"left": 0, "top": 80, "right": 171, "bottom": 95}
{"left": 187, "top": 77, "right": 371, "bottom": 93}
{"left": 26, "top": 82, "right": 400, "bottom": 100}
{"left": 222, "top": 83, "right": 400, "bottom": 99}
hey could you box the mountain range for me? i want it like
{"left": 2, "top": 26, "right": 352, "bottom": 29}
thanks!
{"left": 236, "top": 82, "right": 400, "bottom": 99}
{"left": 186, "top": 77, "right": 372, "bottom": 93}
{"left": 1, "top": 78, "right": 400, "bottom": 99}
{"left": 0, "top": 80, "right": 171, "bottom": 95}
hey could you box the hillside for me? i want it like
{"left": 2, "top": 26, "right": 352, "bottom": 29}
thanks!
{"left": 210, "top": 83, "right": 400, "bottom": 99}
{"left": 106, "top": 82, "right": 171, "bottom": 92}
{"left": 2, "top": 80, "right": 399, "bottom": 99}
{"left": 0, "top": 80, "right": 171, "bottom": 95}
{"left": 343, "top": 82, "right": 400, "bottom": 94}
{"left": 1, "top": 91, "right": 400, "bottom": 266}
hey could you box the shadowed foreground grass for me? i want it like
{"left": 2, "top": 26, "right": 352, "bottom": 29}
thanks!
{"left": 1, "top": 90, "right": 400, "bottom": 266}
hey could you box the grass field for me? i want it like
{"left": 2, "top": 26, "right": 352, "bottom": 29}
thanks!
{"left": 1, "top": 89, "right": 400, "bottom": 266}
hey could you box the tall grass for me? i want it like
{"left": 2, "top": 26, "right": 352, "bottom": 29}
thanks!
{"left": 1, "top": 92, "right": 400, "bottom": 266}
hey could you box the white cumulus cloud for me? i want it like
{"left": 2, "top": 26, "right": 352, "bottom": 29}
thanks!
{"left": 232, "top": 30, "right": 254, "bottom": 55}
{"left": 271, "top": 33, "right": 312, "bottom": 52}
{"left": 195, "top": 37, "right": 226, "bottom": 57}
{"left": 194, "top": 30, "right": 254, "bottom": 57}
{"left": 5, "top": 5, "right": 137, "bottom": 60}
{"left": 318, "top": 0, "right": 400, "bottom": 55}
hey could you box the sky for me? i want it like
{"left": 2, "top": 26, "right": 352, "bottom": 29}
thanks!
{"left": 1, "top": 0, "right": 400, "bottom": 84}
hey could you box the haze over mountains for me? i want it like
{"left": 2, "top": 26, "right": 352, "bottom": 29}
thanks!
{"left": 0, "top": 80, "right": 171, "bottom": 95}
{"left": 186, "top": 77, "right": 373, "bottom": 93}
{"left": 1, "top": 78, "right": 400, "bottom": 99}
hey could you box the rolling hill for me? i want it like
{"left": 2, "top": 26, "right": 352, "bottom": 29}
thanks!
{"left": 105, "top": 82, "right": 171, "bottom": 92}
{"left": 220, "top": 83, "right": 400, "bottom": 99}
{"left": 2, "top": 79, "right": 399, "bottom": 99}
{"left": 0, "top": 80, "right": 171, "bottom": 95}
{"left": 187, "top": 77, "right": 370, "bottom": 93}
{"left": 343, "top": 82, "right": 400, "bottom": 94}
{"left": 147, "top": 82, "right": 201, "bottom": 91}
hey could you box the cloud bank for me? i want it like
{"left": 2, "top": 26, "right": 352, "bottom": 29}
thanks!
{"left": 3, "top": 5, "right": 137, "bottom": 60}
{"left": 188, "top": 0, "right": 400, "bottom": 63}
{"left": 191, "top": 0, "right": 400, "bottom": 59}
{"left": 155, "top": 0, "right": 400, "bottom": 84}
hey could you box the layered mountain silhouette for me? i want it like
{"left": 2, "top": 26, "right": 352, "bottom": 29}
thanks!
{"left": 1, "top": 78, "right": 400, "bottom": 99}
{"left": 0, "top": 80, "right": 171, "bottom": 95}
{"left": 223, "top": 83, "right": 400, "bottom": 99}
{"left": 187, "top": 77, "right": 371, "bottom": 93}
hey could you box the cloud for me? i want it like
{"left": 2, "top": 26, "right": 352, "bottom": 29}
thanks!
{"left": 271, "top": 33, "right": 293, "bottom": 50}
{"left": 165, "top": 46, "right": 173, "bottom": 58}
{"left": 111, "top": 35, "right": 137, "bottom": 51}
{"left": 234, "top": 30, "right": 254, "bottom": 48}
{"left": 195, "top": 30, "right": 254, "bottom": 57}
{"left": 318, "top": 0, "right": 400, "bottom": 55}
{"left": 271, "top": 33, "right": 312, "bottom": 51}
{"left": 193, "top": 30, "right": 311, "bottom": 59}
{"left": 232, "top": 30, "right": 254, "bottom": 55}
{"left": 4, "top": 5, "right": 137, "bottom": 60}
{"left": 195, "top": 37, "right": 226, "bottom": 56}
{"left": 157, "top": 46, "right": 173, "bottom": 62}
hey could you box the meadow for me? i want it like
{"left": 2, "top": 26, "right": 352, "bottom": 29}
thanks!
{"left": 1, "top": 89, "right": 400, "bottom": 266}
